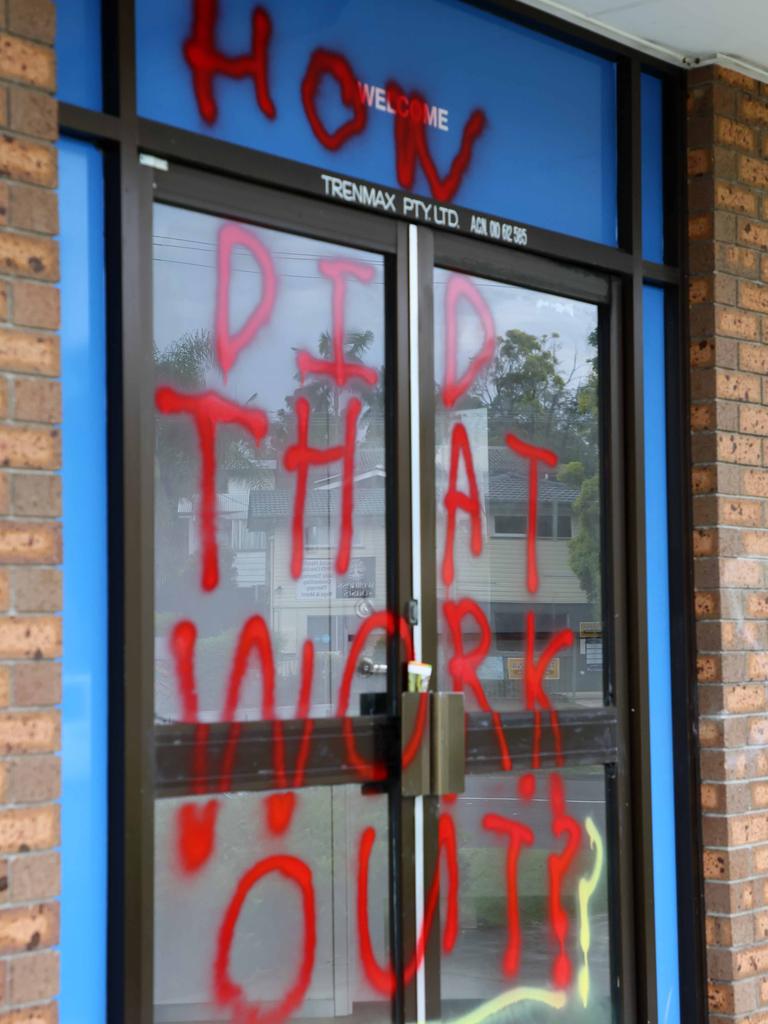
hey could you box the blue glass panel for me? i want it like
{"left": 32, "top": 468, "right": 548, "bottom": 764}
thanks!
{"left": 642, "top": 73, "right": 665, "bottom": 264}
{"left": 643, "top": 285, "right": 680, "bottom": 1024}
{"left": 56, "top": 0, "right": 102, "bottom": 109}
{"left": 60, "top": 137, "right": 108, "bottom": 1024}
{"left": 136, "top": 0, "right": 617, "bottom": 245}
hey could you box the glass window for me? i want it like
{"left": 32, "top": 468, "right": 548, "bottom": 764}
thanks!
{"left": 434, "top": 268, "right": 604, "bottom": 709}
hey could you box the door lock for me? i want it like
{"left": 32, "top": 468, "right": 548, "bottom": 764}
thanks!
{"left": 401, "top": 690, "right": 465, "bottom": 797}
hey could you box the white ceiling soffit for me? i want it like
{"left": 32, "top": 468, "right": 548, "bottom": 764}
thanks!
{"left": 519, "top": 0, "right": 768, "bottom": 83}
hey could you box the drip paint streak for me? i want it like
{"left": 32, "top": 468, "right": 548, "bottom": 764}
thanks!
{"left": 483, "top": 813, "right": 535, "bottom": 977}
{"left": 302, "top": 50, "right": 367, "bottom": 150}
{"left": 155, "top": 388, "right": 268, "bottom": 592}
{"left": 442, "top": 272, "right": 496, "bottom": 408}
{"left": 444, "top": 598, "right": 511, "bottom": 771}
{"left": 184, "top": 0, "right": 275, "bottom": 125}
{"left": 283, "top": 396, "right": 361, "bottom": 579}
{"left": 296, "top": 259, "right": 379, "bottom": 387}
{"left": 213, "top": 855, "right": 315, "bottom": 1024}
{"left": 505, "top": 433, "right": 558, "bottom": 595}
{"left": 548, "top": 773, "right": 582, "bottom": 989}
{"left": 386, "top": 81, "right": 486, "bottom": 203}
{"left": 215, "top": 222, "right": 277, "bottom": 381}
{"left": 268, "top": 639, "right": 315, "bottom": 835}
{"left": 524, "top": 612, "right": 574, "bottom": 769}
{"left": 357, "top": 814, "right": 458, "bottom": 993}
{"left": 441, "top": 421, "right": 483, "bottom": 587}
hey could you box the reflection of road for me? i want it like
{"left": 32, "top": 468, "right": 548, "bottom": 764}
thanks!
{"left": 441, "top": 770, "right": 610, "bottom": 1011}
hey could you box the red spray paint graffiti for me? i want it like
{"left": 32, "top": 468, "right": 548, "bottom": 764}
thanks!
{"left": 386, "top": 82, "right": 486, "bottom": 203}
{"left": 184, "top": 0, "right": 276, "bottom": 126}
{"left": 215, "top": 222, "right": 277, "bottom": 381}
{"left": 302, "top": 50, "right": 367, "bottom": 151}
{"left": 442, "top": 272, "right": 496, "bottom": 408}
{"left": 483, "top": 813, "right": 535, "bottom": 977}
{"left": 523, "top": 612, "right": 574, "bottom": 772}
{"left": 296, "top": 258, "right": 379, "bottom": 387}
{"left": 283, "top": 395, "right": 361, "bottom": 580}
{"left": 154, "top": 388, "right": 268, "bottom": 593}
{"left": 444, "top": 597, "right": 511, "bottom": 771}
{"left": 505, "top": 433, "right": 558, "bottom": 595}
{"left": 548, "top": 773, "right": 582, "bottom": 989}
{"left": 441, "top": 421, "right": 483, "bottom": 587}
{"left": 213, "top": 854, "right": 315, "bottom": 1024}
{"left": 357, "top": 813, "right": 458, "bottom": 994}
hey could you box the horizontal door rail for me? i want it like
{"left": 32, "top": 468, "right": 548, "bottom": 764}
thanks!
{"left": 154, "top": 707, "right": 618, "bottom": 797}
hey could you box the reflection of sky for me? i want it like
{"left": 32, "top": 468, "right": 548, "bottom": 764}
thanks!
{"left": 433, "top": 268, "right": 598, "bottom": 390}
{"left": 153, "top": 204, "right": 386, "bottom": 413}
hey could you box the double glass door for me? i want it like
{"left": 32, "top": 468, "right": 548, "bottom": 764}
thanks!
{"left": 147, "top": 167, "right": 630, "bottom": 1024}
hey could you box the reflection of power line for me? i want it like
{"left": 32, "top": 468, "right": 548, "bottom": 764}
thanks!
{"left": 153, "top": 257, "right": 381, "bottom": 284}
{"left": 153, "top": 235, "right": 383, "bottom": 265}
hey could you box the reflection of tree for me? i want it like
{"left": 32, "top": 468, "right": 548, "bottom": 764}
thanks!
{"left": 451, "top": 325, "right": 601, "bottom": 607}
{"left": 270, "top": 328, "right": 385, "bottom": 450}
{"left": 154, "top": 329, "right": 265, "bottom": 620}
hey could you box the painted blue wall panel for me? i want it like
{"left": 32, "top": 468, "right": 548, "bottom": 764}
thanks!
{"left": 59, "top": 137, "right": 108, "bottom": 1024}
{"left": 136, "top": 0, "right": 618, "bottom": 245}
{"left": 643, "top": 284, "right": 680, "bottom": 1024}
{"left": 642, "top": 73, "right": 665, "bottom": 263}
{"left": 57, "top": 0, "right": 103, "bottom": 109}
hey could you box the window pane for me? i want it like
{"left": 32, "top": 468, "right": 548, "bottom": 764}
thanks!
{"left": 434, "top": 269, "right": 605, "bottom": 709}
{"left": 152, "top": 204, "right": 392, "bottom": 1022}
{"left": 438, "top": 769, "right": 613, "bottom": 1022}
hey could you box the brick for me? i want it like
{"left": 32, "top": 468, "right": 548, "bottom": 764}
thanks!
{"left": 8, "top": 950, "right": 57, "bottom": 1005}
{"left": 0, "top": 902, "right": 57, "bottom": 953}
{"left": 0, "top": 34, "right": 53, "bottom": 91}
{"left": 741, "top": 219, "right": 768, "bottom": 249}
{"left": 7, "top": 1, "right": 55, "bottom": 46}
{"left": 747, "top": 593, "right": 768, "bottom": 617}
{"left": 689, "top": 148, "right": 711, "bottom": 176}
{"left": 716, "top": 116, "right": 756, "bottom": 151}
{"left": 717, "top": 432, "right": 762, "bottom": 464}
{"left": 0, "top": 329, "right": 57, "bottom": 375}
{"left": 740, "top": 94, "right": 768, "bottom": 124}
{"left": 0, "top": 713, "right": 57, "bottom": 755}
{"left": 12, "top": 380, "right": 59, "bottom": 424}
{"left": 11, "top": 663, "right": 59, "bottom": 707}
{"left": 741, "top": 280, "right": 768, "bottom": 314}
{"left": 8, "top": 88, "right": 55, "bottom": 143}
{"left": 9, "top": 757, "right": 59, "bottom": 803}
{"left": 690, "top": 211, "right": 713, "bottom": 240}
{"left": 0, "top": 618, "right": 59, "bottom": 659}
{"left": 716, "top": 180, "right": 757, "bottom": 215}
{"left": 11, "top": 475, "right": 59, "bottom": 518}
{"left": 744, "top": 469, "right": 768, "bottom": 497}
{"left": 717, "top": 242, "right": 758, "bottom": 276}
{"left": 0, "top": 523, "right": 59, "bottom": 563}
{"left": 0, "top": 426, "right": 59, "bottom": 469}
{"left": 9, "top": 184, "right": 56, "bottom": 234}
{"left": 740, "top": 343, "right": 768, "bottom": 373}
{"left": 749, "top": 653, "right": 768, "bottom": 680}
{"left": 715, "top": 308, "right": 760, "bottom": 341}
{"left": 0, "top": 135, "right": 54, "bottom": 188}
{"left": 690, "top": 276, "right": 711, "bottom": 304}
{"left": 742, "top": 405, "right": 768, "bottom": 434}
{"left": 10, "top": 853, "right": 57, "bottom": 903}
{"left": 740, "top": 155, "right": 768, "bottom": 188}
{"left": 0, "top": 232, "right": 56, "bottom": 281}
{"left": 12, "top": 283, "right": 58, "bottom": 330}
{"left": 0, "top": 1005, "right": 56, "bottom": 1024}
{"left": 13, "top": 568, "right": 59, "bottom": 613}
{"left": 0, "top": 806, "right": 57, "bottom": 854}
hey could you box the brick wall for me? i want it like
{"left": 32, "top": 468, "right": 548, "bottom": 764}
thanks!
{"left": 689, "top": 64, "right": 768, "bottom": 1022}
{"left": 0, "top": 1, "right": 60, "bottom": 1021}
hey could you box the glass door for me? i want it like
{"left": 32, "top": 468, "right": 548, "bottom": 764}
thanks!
{"left": 149, "top": 171, "right": 412, "bottom": 1024}
{"left": 143, "top": 168, "right": 631, "bottom": 1024}
{"left": 414, "top": 231, "right": 628, "bottom": 1024}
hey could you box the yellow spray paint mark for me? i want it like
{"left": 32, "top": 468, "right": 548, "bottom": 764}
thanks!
{"left": 439, "top": 986, "right": 567, "bottom": 1024}
{"left": 577, "top": 816, "right": 604, "bottom": 1008}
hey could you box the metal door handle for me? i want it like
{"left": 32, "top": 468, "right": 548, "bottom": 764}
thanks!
{"left": 358, "top": 657, "right": 387, "bottom": 675}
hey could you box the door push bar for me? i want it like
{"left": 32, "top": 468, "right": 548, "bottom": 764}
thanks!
{"left": 401, "top": 691, "right": 465, "bottom": 797}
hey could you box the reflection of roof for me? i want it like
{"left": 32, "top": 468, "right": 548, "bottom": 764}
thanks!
{"left": 248, "top": 490, "right": 386, "bottom": 521}
{"left": 178, "top": 492, "right": 250, "bottom": 515}
{"left": 489, "top": 474, "right": 578, "bottom": 503}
